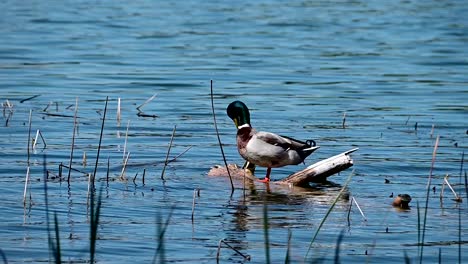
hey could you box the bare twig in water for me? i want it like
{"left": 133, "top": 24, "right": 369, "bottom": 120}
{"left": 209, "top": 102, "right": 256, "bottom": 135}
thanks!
{"left": 137, "top": 93, "right": 157, "bottom": 112}
{"left": 142, "top": 168, "right": 146, "bottom": 185}
{"left": 20, "top": 94, "right": 41, "bottom": 104}
{"left": 216, "top": 239, "right": 251, "bottom": 263}
{"left": 351, "top": 197, "right": 367, "bottom": 221}
{"left": 23, "top": 167, "right": 31, "bottom": 206}
{"left": 3, "top": 100, "right": 14, "bottom": 126}
{"left": 420, "top": 135, "right": 439, "bottom": 264}
{"left": 33, "top": 129, "right": 47, "bottom": 150}
{"left": 67, "top": 98, "right": 79, "bottom": 185}
{"left": 210, "top": 80, "right": 235, "bottom": 194}
{"left": 27, "top": 110, "right": 32, "bottom": 164}
{"left": 137, "top": 93, "right": 158, "bottom": 117}
{"left": 83, "top": 151, "right": 87, "bottom": 167}
{"left": 133, "top": 172, "right": 138, "bottom": 185}
{"left": 167, "top": 145, "right": 193, "bottom": 163}
{"left": 443, "top": 175, "right": 462, "bottom": 202}
{"left": 117, "top": 97, "right": 121, "bottom": 124}
{"left": 191, "top": 188, "right": 198, "bottom": 222}
{"left": 342, "top": 111, "right": 347, "bottom": 129}
{"left": 161, "top": 125, "right": 176, "bottom": 181}
{"left": 23, "top": 110, "right": 33, "bottom": 206}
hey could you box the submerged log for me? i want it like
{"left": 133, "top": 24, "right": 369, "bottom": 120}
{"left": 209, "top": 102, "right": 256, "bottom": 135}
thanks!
{"left": 208, "top": 148, "right": 358, "bottom": 187}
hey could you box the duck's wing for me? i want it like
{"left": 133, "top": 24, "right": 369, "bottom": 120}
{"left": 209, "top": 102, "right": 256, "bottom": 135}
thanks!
{"left": 256, "top": 131, "right": 309, "bottom": 150}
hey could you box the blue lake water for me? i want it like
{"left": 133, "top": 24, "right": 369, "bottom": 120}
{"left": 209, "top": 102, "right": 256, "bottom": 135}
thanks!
{"left": 0, "top": 0, "right": 467, "bottom": 263}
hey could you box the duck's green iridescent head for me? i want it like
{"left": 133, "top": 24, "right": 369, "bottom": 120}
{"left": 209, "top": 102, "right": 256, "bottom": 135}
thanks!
{"left": 227, "top": 100, "right": 251, "bottom": 128}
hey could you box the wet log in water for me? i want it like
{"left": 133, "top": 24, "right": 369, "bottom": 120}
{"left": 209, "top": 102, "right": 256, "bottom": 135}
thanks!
{"left": 208, "top": 148, "right": 358, "bottom": 187}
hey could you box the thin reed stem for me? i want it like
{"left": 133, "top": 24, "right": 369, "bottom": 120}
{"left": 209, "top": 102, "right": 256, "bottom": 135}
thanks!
{"left": 420, "top": 135, "right": 440, "bottom": 264}
{"left": 210, "top": 80, "right": 234, "bottom": 194}
{"left": 92, "top": 96, "right": 108, "bottom": 186}
{"left": 305, "top": 170, "right": 354, "bottom": 260}
{"left": 67, "top": 97, "right": 78, "bottom": 185}
{"left": 161, "top": 125, "right": 176, "bottom": 181}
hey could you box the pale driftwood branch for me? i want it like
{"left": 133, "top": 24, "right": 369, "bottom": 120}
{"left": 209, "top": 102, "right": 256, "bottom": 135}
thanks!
{"left": 208, "top": 148, "right": 358, "bottom": 187}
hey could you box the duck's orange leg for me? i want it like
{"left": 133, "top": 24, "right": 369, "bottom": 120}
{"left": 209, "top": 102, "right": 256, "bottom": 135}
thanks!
{"left": 258, "top": 167, "right": 271, "bottom": 183}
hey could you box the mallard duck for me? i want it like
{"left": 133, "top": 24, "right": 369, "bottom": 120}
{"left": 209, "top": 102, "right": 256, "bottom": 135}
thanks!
{"left": 227, "top": 100, "right": 319, "bottom": 182}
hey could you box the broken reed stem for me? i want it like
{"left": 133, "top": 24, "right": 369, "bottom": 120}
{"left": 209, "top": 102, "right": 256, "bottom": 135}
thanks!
{"left": 68, "top": 97, "right": 79, "bottom": 185}
{"left": 123, "top": 120, "right": 130, "bottom": 163}
{"left": 216, "top": 239, "right": 251, "bottom": 263}
{"left": 160, "top": 125, "right": 176, "bottom": 181}
{"left": 23, "top": 110, "right": 33, "bottom": 206}
{"left": 133, "top": 173, "right": 138, "bottom": 185}
{"left": 106, "top": 157, "right": 110, "bottom": 184}
{"left": 420, "top": 135, "right": 440, "bottom": 264}
{"left": 191, "top": 188, "right": 197, "bottom": 222}
{"left": 27, "top": 110, "right": 32, "bottom": 165}
{"left": 210, "top": 80, "right": 235, "bottom": 194}
{"left": 142, "top": 168, "right": 146, "bottom": 185}
{"left": 443, "top": 175, "right": 462, "bottom": 202}
{"left": 342, "top": 112, "right": 346, "bottom": 129}
{"left": 167, "top": 145, "right": 193, "bottom": 163}
{"left": 352, "top": 197, "right": 367, "bottom": 221}
{"left": 117, "top": 97, "right": 121, "bottom": 124}
{"left": 136, "top": 93, "right": 157, "bottom": 112}
{"left": 23, "top": 167, "right": 30, "bottom": 206}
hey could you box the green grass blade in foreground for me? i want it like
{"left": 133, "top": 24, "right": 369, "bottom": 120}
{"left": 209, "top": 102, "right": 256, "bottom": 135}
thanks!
{"left": 53, "top": 212, "right": 62, "bottom": 264}
{"left": 90, "top": 187, "right": 103, "bottom": 263}
{"left": 305, "top": 170, "right": 354, "bottom": 260}
{"left": 333, "top": 230, "right": 345, "bottom": 264}
{"left": 420, "top": 136, "right": 439, "bottom": 264}
{"left": 263, "top": 200, "right": 270, "bottom": 264}
{"left": 153, "top": 207, "right": 174, "bottom": 264}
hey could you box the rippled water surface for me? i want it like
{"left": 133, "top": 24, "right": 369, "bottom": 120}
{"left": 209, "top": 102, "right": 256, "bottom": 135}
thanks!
{"left": 1, "top": 0, "right": 467, "bottom": 263}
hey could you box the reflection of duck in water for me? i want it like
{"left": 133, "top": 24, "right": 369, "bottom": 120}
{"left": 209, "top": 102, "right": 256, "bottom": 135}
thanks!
{"left": 226, "top": 101, "right": 319, "bottom": 182}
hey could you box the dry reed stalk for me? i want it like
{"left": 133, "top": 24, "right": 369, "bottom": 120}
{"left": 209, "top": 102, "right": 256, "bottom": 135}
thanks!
{"left": 83, "top": 151, "right": 87, "bottom": 167}
{"left": 67, "top": 98, "right": 79, "bottom": 184}
{"left": 106, "top": 157, "right": 110, "bottom": 184}
{"left": 191, "top": 188, "right": 197, "bottom": 222}
{"left": 117, "top": 97, "right": 121, "bottom": 124}
{"left": 167, "top": 145, "right": 193, "bottom": 163}
{"left": 160, "top": 125, "right": 176, "bottom": 181}
{"left": 351, "top": 197, "right": 367, "bottom": 221}
{"left": 23, "top": 167, "right": 30, "bottom": 206}
{"left": 216, "top": 239, "right": 251, "bottom": 263}
{"left": 210, "top": 80, "right": 234, "bottom": 194}
{"left": 342, "top": 111, "right": 347, "bottom": 129}
{"left": 136, "top": 93, "right": 157, "bottom": 112}
{"left": 120, "top": 152, "right": 130, "bottom": 181}
{"left": 27, "top": 110, "right": 32, "bottom": 164}
{"left": 133, "top": 172, "right": 138, "bottom": 185}
{"left": 443, "top": 175, "right": 462, "bottom": 202}
{"left": 123, "top": 120, "right": 130, "bottom": 164}
{"left": 23, "top": 110, "right": 33, "bottom": 206}
{"left": 32, "top": 129, "right": 47, "bottom": 150}
{"left": 142, "top": 168, "right": 146, "bottom": 185}
{"left": 20, "top": 94, "right": 40, "bottom": 103}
